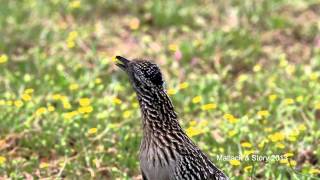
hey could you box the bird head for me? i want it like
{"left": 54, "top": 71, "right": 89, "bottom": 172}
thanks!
{"left": 116, "top": 56, "right": 164, "bottom": 91}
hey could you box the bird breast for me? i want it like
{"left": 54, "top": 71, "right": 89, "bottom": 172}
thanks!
{"left": 140, "top": 144, "right": 178, "bottom": 180}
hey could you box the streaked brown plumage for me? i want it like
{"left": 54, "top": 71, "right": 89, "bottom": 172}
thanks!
{"left": 116, "top": 56, "right": 229, "bottom": 180}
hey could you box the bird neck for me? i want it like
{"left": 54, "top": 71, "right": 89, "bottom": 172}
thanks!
{"left": 135, "top": 87, "right": 192, "bottom": 156}
{"left": 136, "top": 87, "right": 180, "bottom": 133}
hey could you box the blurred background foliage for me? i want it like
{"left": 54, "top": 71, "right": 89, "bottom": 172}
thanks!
{"left": 0, "top": 0, "right": 320, "bottom": 179}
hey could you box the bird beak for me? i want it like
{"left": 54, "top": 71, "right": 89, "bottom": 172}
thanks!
{"left": 115, "top": 56, "right": 130, "bottom": 71}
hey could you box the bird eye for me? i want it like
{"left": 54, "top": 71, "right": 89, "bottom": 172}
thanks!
{"left": 149, "top": 70, "right": 163, "bottom": 86}
{"left": 144, "top": 65, "right": 163, "bottom": 86}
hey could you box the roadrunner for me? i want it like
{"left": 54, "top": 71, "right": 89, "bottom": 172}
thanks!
{"left": 116, "top": 56, "right": 229, "bottom": 180}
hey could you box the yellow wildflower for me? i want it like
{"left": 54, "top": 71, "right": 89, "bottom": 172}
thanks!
{"left": 36, "top": 107, "right": 47, "bottom": 116}
{"left": 189, "top": 120, "right": 197, "bottom": 126}
{"left": 253, "top": 64, "right": 261, "bottom": 72}
{"left": 286, "top": 65, "right": 296, "bottom": 75}
{"left": 0, "top": 54, "right": 8, "bottom": 64}
{"left": 69, "top": 0, "right": 81, "bottom": 9}
{"left": 69, "top": 83, "right": 79, "bottom": 91}
{"left": 296, "top": 96, "right": 303, "bottom": 103}
{"left": 132, "top": 102, "right": 139, "bottom": 108}
{"left": 258, "top": 139, "right": 269, "bottom": 148}
{"left": 52, "top": 94, "right": 61, "bottom": 100}
{"left": 14, "top": 100, "right": 23, "bottom": 108}
{"left": 284, "top": 153, "right": 294, "bottom": 158}
{"left": 22, "top": 94, "right": 32, "bottom": 101}
{"left": 243, "top": 150, "right": 255, "bottom": 156}
{"left": 287, "top": 135, "right": 297, "bottom": 142}
{"left": 192, "top": 96, "right": 202, "bottom": 104}
{"left": 79, "top": 98, "right": 91, "bottom": 107}
{"left": 267, "top": 77, "right": 276, "bottom": 88}
{"left": 228, "top": 130, "right": 237, "bottom": 137}
{"left": 309, "top": 168, "right": 320, "bottom": 174}
{"left": 280, "top": 159, "right": 297, "bottom": 167}
{"left": 69, "top": 31, "right": 78, "bottom": 39}
{"left": 316, "top": 102, "right": 320, "bottom": 109}
{"left": 95, "top": 78, "right": 102, "bottom": 84}
{"left": 287, "top": 130, "right": 298, "bottom": 142}
{"left": 279, "top": 54, "right": 288, "bottom": 67}
{"left": 284, "top": 98, "right": 294, "bottom": 105}
{"left": 201, "top": 103, "right": 217, "bottom": 111}
{"left": 280, "top": 158, "right": 288, "bottom": 164}
{"left": 264, "top": 128, "right": 272, "bottom": 132}
{"left": 92, "top": 158, "right": 100, "bottom": 167}
{"left": 229, "top": 159, "right": 241, "bottom": 166}
{"left": 178, "top": 82, "right": 189, "bottom": 89}
{"left": 67, "top": 41, "right": 75, "bottom": 48}
{"left": 129, "top": 18, "right": 140, "bottom": 30}
{"left": 62, "top": 101, "right": 72, "bottom": 109}
{"left": 258, "top": 110, "right": 270, "bottom": 118}
{"left": 269, "top": 94, "right": 277, "bottom": 102}
{"left": 298, "top": 124, "right": 306, "bottom": 132}
{"left": 310, "top": 72, "right": 318, "bottom": 81}
{"left": 269, "top": 132, "right": 285, "bottom": 142}
{"left": 219, "top": 147, "right": 224, "bottom": 153}
{"left": 244, "top": 165, "right": 253, "bottom": 172}
{"left": 199, "top": 120, "right": 208, "bottom": 127}
{"left": 0, "top": 156, "right": 6, "bottom": 165}
{"left": 0, "top": 100, "right": 5, "bottom": 105}
{"left": 186, "top": 126, "right": 202, "bottom": 137}
{"left": 88, "top": 128, "right": 98, "bottom": 135}
{"left": 40, "top": 162, "right": 49, "bottom": 169}
{"left": 290, "top": 129, "right": 299, "bottom": 136}
{"left": 275, "top": 143, "right": 285, "bottom": 149}
{"left": 58, "top": 161, "right": 65, "bottom": 168}
{"left": 223, "top": 114, "right": 233, "bottom": 119}
{"left": 238, "top": 74, "right": 249, "bottom": 82}
{"left": 223, "top": 114, "right": 238, "bottom": 123}
{"left": 112, "top": 97, "right": 122, "bottom": 105}
{"left": 60, "top": 95, "right": 68, "bottom": 102}
{"left": 63, "top": 111, "right": 78, "bottom": 120}
{"left": 167, "top": 88, "right": 177, "bottom": 95}
{"left": 66, "top": 31, "right": 78, "bottom": 48}
{"left": 47, "top": 105, "right": 55, "bottom": 112}
{"left": 24, "top": 88, "right": 34, "bottom": 94}
{"left": 78, "top": 106, "right": 93, "bottom": 114}
{"left": 168, "top": 44, "right": 178, "bottom": 52}
{"left": 241, "top": 142, "right": 253, "bottom": 148}
{"left": 123, "top": 110, "right": 132, "bottom": 118}
{"left": 23, "top": 74, "right": 32, "bottom": 82}
{"left": 288, "top": 160, "right": 297, "bottom": 167}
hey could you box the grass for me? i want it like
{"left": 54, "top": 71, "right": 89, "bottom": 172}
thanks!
{"left": 0, "top": 0, "right": 320, "bottom": 179}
